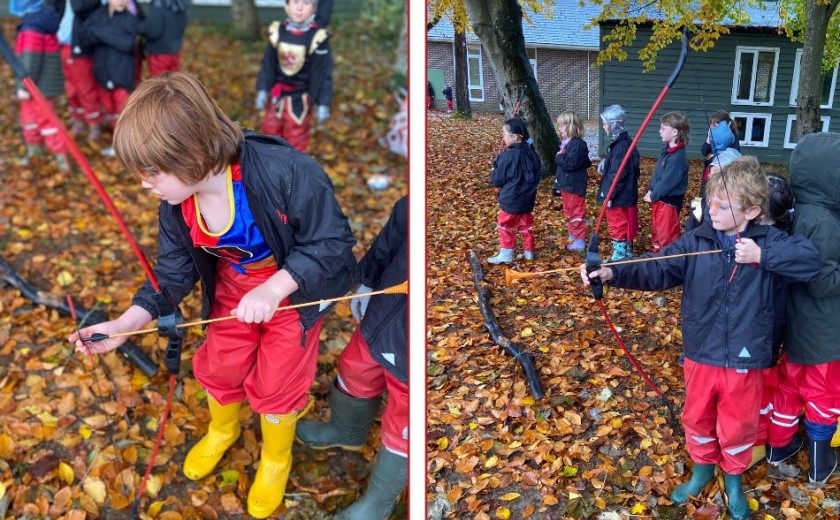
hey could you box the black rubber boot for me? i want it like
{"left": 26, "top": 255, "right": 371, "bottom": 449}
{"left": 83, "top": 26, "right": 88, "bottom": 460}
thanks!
{"left": 671, "top": 463, "right": 715, "bottom": 504}
{"left": 333, "top": 448, "right": 407, "bottom": 520}
{"left": 809, "top": 438, "right": 838, "bottom": 484}
{"left": 724, "top": 473, "right": 749, "bottom": 520}
{"left": 768, "top": 434, "right": 802, "bottom": 465}
{"left": 295, "top": 380, "right": 381, "bottom": 451}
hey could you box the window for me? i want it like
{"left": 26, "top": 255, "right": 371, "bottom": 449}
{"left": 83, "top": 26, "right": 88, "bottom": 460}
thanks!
{"left": 467, "top": 45, "right": 484, "bottom": 101}
{"left": 789, "top": 49, "right": 838, "bottom": 108}
{"left": 731, "top": 112, "right": 772, "bottom": 147}
{"left": 527, "top": 48, "right": 537, "bottom": 80}
{"left": 784, "top": 114, "right": 831, "bottom": 148}
{"left": 731, "top": 47, "right": 779, "bottom": 106}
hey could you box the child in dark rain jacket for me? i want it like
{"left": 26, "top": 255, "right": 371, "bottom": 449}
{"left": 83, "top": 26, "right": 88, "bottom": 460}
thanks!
{"left": 583, "top": 156, "right": 820, "bottom": 520}
{"left": 644, "top": 111, "right": 689, "bottom": 252}
{"left": 297, "top": 196, "right": 408, "bottom": 520}
{"left": 554, "top": 110, "right": 591, "bottom": 251}
{"left": 768, "top": 132, "right": 840, "bottom": 486}
{"left": 487, "top": 118, "right": 542, "bottom": 264}
{"left": 597, "top": 105, "right": 640, "bottom": 261}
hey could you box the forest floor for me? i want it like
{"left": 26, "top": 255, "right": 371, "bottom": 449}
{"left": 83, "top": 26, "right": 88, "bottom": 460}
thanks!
{"left": 0, "top": 13, "right": 406, "bottom": 520}
{"left": 425, "top": 111, "right": 840, "bottom": 520}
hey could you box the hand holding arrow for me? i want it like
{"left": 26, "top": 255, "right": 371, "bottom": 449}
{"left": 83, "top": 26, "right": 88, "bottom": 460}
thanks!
{"left": 70, "top": 282, "right": 408, "bottom": 351}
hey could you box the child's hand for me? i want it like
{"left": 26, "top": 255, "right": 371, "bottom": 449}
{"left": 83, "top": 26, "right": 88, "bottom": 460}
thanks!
{"left": 16, "top": 88, "right": 30, "bottom": 100}
{"left": 579, "top": 263, "right": 614, "bottom": 286}
{"left": 735, "top": 237, "right": 761, "bottom": 264}
{"left": 69, "top": 320, "right": 129, "bottom": 355}
{"left": 232, "top": 281, "right": 284, "bottom": 323}
{"left": 643, "top": 191, "right": 653, "bottom": 203}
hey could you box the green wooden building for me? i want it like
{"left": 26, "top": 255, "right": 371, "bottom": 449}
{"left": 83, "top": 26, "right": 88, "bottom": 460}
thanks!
{"left": 599, "top": 21, "right": 838, "bottom": 165}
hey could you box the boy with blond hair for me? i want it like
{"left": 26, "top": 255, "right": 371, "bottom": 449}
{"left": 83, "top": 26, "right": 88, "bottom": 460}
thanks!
{"left": 69, "top": 72, "right": 356, "bottom": 519}
{"left": 583, "top": 156, "right": 820, "bottom": 519}
{"left": 644, "top": 111, "right": 690, "bottom": 251}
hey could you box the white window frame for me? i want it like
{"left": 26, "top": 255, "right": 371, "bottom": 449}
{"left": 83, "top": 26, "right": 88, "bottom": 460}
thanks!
{"left": 730, "top": 112, "right": 773, "bottom": 147}
{"left": 731, "top": 47, "right": 779, "bottom": 106}
{"left": 783, "top": 114, "right": 831, "bottom": 148}
{"left": 527, "top": 47, "right": 537, "bottom": 80}
{"left": 789, "top": 49, "right": 838, "bottom": 109}
{"left": 466, "top": 44, "right": 485, "bottom": 102}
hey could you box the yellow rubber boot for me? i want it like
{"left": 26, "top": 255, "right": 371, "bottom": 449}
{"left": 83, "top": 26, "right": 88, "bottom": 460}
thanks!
{"left": 183, "top": 397, "right": 242, "bottom": 480}
{"left": 247, "top": 407, "right": 308, "bottom": 518}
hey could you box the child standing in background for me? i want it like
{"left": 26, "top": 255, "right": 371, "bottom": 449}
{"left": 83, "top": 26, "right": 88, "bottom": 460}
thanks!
{"left": 596, "top": 105, "right": 640, "bottom": 261}
{"left": 442, "top": 84, "right": 453, "bottom": 113}
{"left": 64, "top": 0, "right": 104, "bottom": 141}
{"left": 12, "top": 0, "right": 70, "bottom": 171}
{"left": 256, "top": 0, "right": 332, "bottom": 152}
{"left": 583, "top": 157, "right": 820, "bottom": 520}
{"left": 487, "top": 118, "right": 541, "bottom": 264}
{"left": 553, "top": 111, "right": 591, "bottom": 251}
{"left": 139, "top": 0, "right": 187, "bottom": 77}
{"left": 79, "top": 0, "right": 140, "bottom": 156}
{"left": 644, "top": 111, "right": 689, "bottom": 252}
{"left": 768, "top": 132, "right": 840, "bottom": 485}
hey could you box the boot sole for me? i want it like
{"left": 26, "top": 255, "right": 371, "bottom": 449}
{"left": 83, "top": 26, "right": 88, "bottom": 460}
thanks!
{"left": 809, "top": 455, "right": 838, "bottom": 484}
{"left": 294, "top": 435, "right": 365, "bottom": 452}
{"left": 767, "top": 440, "right": 802, "bottom": 466}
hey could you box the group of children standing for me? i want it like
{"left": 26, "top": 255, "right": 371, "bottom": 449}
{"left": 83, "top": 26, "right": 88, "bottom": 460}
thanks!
{"left": 487, "top": 104, "right": 691, "bottom": 263}
{"left": 12, "top": 0, "right": 188, "bottom": 164}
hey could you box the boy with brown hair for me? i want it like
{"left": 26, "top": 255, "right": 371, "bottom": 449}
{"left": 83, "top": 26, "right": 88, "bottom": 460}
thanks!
{"left": 583, "top": 156, "right": 821, "bottom": 519}
{"left": 255, "top": 0, "right": 332, "bottom": 152}
{"left": 644, "top": 111, "right": 690, "bottom": 252}
{"left": 69, "top": 72, "right": 357, "bottom": 519}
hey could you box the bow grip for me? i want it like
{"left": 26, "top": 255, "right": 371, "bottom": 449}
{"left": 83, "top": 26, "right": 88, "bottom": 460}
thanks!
{"left": 585, "top": 234, "right": 604, "bottom": 300}
{"left": 153, "top": 289, "right": 185, "bottom": 375}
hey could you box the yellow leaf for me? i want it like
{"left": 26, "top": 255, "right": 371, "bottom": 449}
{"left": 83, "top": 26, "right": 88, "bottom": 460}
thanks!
{"left": 484, "top": 455, "right": 499, "bottom": 468}
{"left": 538, "top": 346, "right": 549, "bottom": 353}
{"left": 79, "top": 424, "right": 92, "bottom": 440}
{"left": 83, "top": 477, "right": 107, "bottom": 504}
{"left": 520, "top": 397, "right": 534, "bottom": 406}
{"left": 520, "top": 327, "right": 533, "bottom": 337}
{"left": 436, "top": 437, "right": 449, "bottom": 450}
{"left": 748, "top": 498, "right": 759, "bottom": 511}
{"left": 0, "top": 482, "right": 5, "bottom": 500}
{"left": 59, "top": 462, "right": 75, "bottom": 485}
{"left": 499, "top": 492, "right": 520, "bottom": 501}
{"left": 631, "top": 503, "right": 646, "bottom": 514}
{"left": 147, "top": 501, "right": 166, "bottom": 517}
{"left": 763, "top": 515, "right": 776, "bottom": 520}
{"left": 145, "top": 474, "right": 163, "bottom": 498}
{"left": 56, "top": 271, "right": 75, "bottom": 287}
{"left": 495, "top": 507, "right": 511, "bottom": 519}
{"left": 469, "top": 421, "right": 477, "bottom": 430}
{"left": 17, "top": 229, "right": 31, "bottom": 238}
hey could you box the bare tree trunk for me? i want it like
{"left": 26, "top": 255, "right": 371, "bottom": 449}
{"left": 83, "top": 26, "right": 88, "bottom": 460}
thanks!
{"left": 453, "top": 27, "right": 472, "bottom": 117}
{"left": 796, "top": 0, "right": 839, "bottom": 137}
{"left": 231, "top": 0, "right": 260, "bottom": 40}
{"left": 392, "top": 10, "right": 407, "bottom": 88}
{"left": 464, "top": 0, "right": 558, "bottom": 176}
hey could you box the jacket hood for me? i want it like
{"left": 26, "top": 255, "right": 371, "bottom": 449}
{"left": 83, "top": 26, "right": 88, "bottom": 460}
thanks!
{"left": 790, "top": 132, "right": 840, "bottom": 212}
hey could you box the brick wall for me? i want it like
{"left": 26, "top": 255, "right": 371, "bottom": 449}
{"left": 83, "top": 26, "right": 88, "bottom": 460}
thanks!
{"left": 427, "top": 41, "right": 600, "bottom": 120}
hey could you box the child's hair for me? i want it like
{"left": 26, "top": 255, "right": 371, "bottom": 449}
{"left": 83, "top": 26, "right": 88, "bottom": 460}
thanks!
{"left": 556, "top": 111, "right": 583, "bottom": 139}
{"left": 765, "top": 173, "right": 795, "bottom": 232}
{"left": 504, "top": 118, "right": 530, "bottom": 142}
{"left": 706, "top": 156, "right": 769, "bottom": 219}
{"left": 114, "top": 72, "right": 244, "bottom": 185}
{"left": 660, "top": 111, "right": 690, "bottom": 144}
{"left": 709, "top": 110, "right": 738, "bottom": 138}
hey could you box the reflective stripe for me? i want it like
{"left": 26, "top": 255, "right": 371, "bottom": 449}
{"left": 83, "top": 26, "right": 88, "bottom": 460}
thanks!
{"left": 85, "top": 111, "right": 101, "bottom": 120}
{"left": 724, "top": 442, "right": 753, "bottom": 456}
{"left": 691, "top": 435, "right": 716, "bottom": 445}
{"left": 384, "top": 445, "right": 407, "bottom": 458}
{"left": 496, "top": 225, "right": 515, "bottom": 232}
{"left": 807, "top": 402, "right": 833, "bottom": 419}
{"left": 759, "top": 403, "right": 773, "bottom": 415}
{"left": 773, "top": 411, "right": 799, "bottom": 421}
{"left": 24, "top": 124, "right": 39, "bottom": 130}
{"left": 770, "top": 416, "right": 800, "bottom": 428}
{"left": 41, "top": 128, "right": 58, "bottom": 136}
